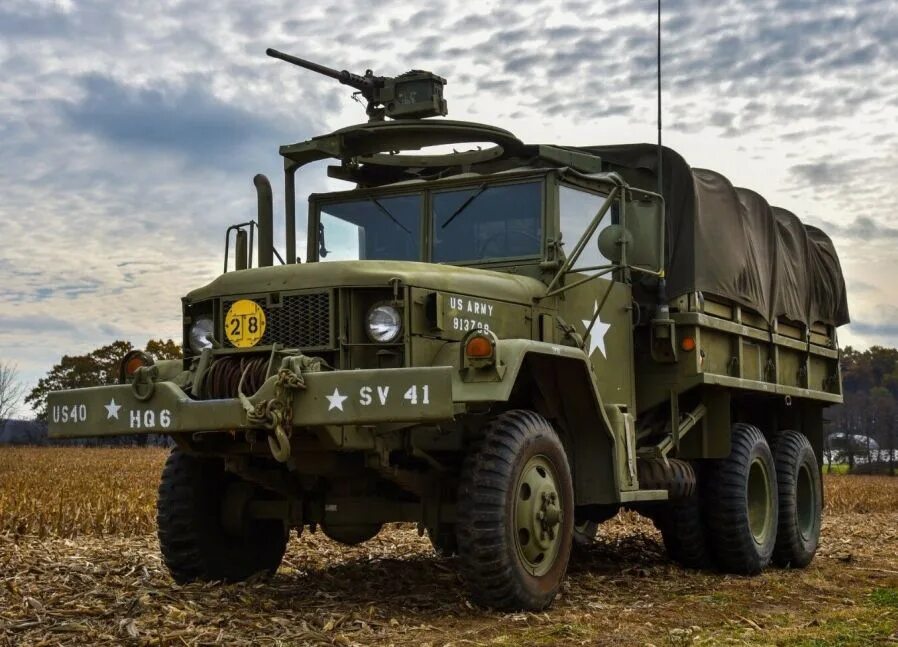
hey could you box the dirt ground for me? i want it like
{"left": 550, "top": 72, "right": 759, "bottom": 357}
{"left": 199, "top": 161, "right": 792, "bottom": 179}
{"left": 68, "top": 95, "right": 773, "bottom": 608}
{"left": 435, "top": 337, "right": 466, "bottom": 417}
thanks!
{"left": 2, "top": 449, "right": 898, "bottom": 646}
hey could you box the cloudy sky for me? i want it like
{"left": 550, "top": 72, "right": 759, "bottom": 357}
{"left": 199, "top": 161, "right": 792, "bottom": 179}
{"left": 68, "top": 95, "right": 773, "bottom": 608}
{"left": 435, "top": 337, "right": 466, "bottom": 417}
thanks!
{"left": 1, "top": 0, "right": 896, "bottom": 414}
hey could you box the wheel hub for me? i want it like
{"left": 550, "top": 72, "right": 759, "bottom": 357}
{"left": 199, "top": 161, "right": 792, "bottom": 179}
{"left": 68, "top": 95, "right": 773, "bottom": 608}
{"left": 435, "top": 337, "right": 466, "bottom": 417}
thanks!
{"left": 535, "top": 490, "right": 561, "bottom": 542}
{"left": 747, "top": 456, "right": 773, "bottom": 545}
{"left": 515, "top": 455, "right": 564, "bottom": 575}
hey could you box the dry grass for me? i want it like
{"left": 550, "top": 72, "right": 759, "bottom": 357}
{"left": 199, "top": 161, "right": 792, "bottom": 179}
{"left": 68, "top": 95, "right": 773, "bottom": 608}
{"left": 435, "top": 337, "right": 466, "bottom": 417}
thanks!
{"left": 2, "top": 447, "right": 898, "bottom": 646}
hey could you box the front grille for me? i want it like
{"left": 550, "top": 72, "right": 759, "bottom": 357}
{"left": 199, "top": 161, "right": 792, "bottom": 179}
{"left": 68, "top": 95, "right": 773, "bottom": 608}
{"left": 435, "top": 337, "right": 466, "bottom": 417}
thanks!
{"left": 222, "top": 292, "right": 332, "bottom": 349}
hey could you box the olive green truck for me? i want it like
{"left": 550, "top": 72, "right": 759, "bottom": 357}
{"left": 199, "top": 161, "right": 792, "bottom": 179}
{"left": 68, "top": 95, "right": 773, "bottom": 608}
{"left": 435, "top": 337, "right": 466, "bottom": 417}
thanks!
{"left": 48, "top": 52, "right": 849, "bottom": 611}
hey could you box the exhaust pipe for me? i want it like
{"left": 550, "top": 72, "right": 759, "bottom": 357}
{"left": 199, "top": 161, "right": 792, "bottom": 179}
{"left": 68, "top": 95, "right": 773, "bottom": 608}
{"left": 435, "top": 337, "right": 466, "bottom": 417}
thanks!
{"left": 254, "top": 174, "right": 274, "bottom": 267}
{"left": 235, "top": 229, "right": 248, "bottom": 270}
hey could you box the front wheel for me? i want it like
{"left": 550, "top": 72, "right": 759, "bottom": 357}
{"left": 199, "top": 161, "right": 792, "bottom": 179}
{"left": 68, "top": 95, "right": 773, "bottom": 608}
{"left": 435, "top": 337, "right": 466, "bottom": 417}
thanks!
{"left": 157, "top": 449, "right": 287, "bottom": 583}
{"left": 456, "top": 410, "right": 574, "bottom": 611}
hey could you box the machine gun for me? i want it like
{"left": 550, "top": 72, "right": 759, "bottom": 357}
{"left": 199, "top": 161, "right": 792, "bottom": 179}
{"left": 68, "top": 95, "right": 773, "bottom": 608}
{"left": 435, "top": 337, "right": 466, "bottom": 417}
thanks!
{"left": 266, "top": 48, "right": 448, "bottom": 121}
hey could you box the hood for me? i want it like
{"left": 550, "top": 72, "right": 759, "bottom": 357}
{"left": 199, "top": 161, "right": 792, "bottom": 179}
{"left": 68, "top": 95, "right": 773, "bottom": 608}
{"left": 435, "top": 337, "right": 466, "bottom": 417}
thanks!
{"left": 185, "top": 260, "right": 547, "bottom": 305}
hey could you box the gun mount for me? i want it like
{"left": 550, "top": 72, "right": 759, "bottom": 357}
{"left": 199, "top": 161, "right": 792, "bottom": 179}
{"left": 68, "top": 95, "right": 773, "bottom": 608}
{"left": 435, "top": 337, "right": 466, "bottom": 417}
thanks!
{"left": 266, "top": 48, "right": 448, "bottom": 121}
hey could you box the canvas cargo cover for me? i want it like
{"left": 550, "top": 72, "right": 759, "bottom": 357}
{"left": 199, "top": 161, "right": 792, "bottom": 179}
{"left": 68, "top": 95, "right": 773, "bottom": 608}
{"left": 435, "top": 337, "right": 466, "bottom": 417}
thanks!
{"left": 582, "top": 144, "right": 849, "bottom": 327}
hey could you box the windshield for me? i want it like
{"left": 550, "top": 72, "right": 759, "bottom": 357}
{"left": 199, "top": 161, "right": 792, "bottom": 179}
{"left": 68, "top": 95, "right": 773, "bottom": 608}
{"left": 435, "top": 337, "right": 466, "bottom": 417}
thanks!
{"left": 314, "top": 179, "right": 543, "bottom": 264}
{"left": 319, "top": 194, "right": 422, "bottom": 261}
{"left": 432, "top": 181, "right": 542, "bottom": 263}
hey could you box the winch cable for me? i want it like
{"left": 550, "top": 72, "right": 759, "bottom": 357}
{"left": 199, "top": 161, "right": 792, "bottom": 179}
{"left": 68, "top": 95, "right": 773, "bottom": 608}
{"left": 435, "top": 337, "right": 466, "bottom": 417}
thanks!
{"left": 204, "top": 355, "right": 268, "bottom": 399}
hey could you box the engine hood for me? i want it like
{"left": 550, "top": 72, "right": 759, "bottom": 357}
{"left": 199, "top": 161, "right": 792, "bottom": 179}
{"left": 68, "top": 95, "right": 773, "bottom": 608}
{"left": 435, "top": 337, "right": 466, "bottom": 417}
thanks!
{"left": 185, "top": 260, "right": 547, "bottom": 305}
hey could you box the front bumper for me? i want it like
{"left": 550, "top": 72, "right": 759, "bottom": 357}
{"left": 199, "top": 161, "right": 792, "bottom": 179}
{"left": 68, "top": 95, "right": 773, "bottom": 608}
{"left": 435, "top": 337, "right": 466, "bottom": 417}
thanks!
{"left": 47, "top": 366, "right": 455, "bottom": 439}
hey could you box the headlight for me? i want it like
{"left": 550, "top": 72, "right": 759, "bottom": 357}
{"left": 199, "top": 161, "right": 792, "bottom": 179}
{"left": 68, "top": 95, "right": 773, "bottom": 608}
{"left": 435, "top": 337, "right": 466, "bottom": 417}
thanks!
{"left": 188, "top": 317, "right": 214, "bottom": 353}
{"left": 366, "top": 304, "right": 402, "bottom": 342}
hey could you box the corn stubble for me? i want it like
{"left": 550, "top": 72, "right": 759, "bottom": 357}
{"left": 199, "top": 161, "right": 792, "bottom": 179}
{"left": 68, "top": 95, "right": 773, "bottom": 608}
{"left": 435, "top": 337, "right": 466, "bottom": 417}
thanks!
{"left": 2, "top": 448, "right": 898, "bottom": 646}
{"left": 0, "top": 447, "right": 165, "bottom": 538}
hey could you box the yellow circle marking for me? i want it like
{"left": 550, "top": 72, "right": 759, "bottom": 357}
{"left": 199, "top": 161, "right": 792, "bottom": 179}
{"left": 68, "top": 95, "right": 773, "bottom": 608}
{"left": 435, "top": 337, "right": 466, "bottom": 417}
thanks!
{"left": 225, "top": 299, "right": 266, "bottom": 348}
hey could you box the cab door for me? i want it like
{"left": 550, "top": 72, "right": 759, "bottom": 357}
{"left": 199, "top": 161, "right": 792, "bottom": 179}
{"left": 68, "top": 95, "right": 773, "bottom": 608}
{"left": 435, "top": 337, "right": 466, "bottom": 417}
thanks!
{"left": 555, "top": 184, "right": 636, "bottom": 413}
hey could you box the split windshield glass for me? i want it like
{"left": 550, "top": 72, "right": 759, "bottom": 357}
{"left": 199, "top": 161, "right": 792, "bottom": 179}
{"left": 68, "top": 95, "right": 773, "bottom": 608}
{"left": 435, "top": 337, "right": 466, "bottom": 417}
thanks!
{"left": 318, "top": 195, "right": 422, "bottom": 261}
{"left": 431, "top": 181, "right": 542, "bottom": 263}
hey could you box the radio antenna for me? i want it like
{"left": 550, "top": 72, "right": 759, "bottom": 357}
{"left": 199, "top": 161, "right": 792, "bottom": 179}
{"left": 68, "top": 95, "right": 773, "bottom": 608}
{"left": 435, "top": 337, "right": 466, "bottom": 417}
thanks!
{"left": 656, "top": 0, "right": 663, "bottom": 197}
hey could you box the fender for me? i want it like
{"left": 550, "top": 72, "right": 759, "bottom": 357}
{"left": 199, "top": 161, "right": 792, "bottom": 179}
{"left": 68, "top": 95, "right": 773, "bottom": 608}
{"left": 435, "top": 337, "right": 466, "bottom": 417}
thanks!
{"left": 434, "top": 338, "right": 624, "bottom": 505}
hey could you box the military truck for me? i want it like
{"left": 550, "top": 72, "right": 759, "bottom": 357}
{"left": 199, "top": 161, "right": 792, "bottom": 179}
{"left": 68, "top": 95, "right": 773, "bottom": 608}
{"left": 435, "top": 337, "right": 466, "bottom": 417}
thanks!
{"left": 47, "top": 52, "right": 849, "bottom": 611}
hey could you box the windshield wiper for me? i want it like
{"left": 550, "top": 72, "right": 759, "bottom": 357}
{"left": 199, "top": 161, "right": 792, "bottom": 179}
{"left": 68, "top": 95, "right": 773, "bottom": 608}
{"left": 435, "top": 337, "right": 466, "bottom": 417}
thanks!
{"left": 369, "top": 198, "right": 412, "bottom": 235}
{"left": 318, "top": 222, "right": 330, "bottom": 257}
{"left": 440, "top": 183, "right": 488, "bottom": 229}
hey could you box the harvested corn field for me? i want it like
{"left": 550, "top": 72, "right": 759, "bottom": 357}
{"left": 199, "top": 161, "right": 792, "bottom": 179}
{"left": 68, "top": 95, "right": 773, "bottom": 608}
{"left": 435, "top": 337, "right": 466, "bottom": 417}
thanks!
{"left": 1, "top": 446, "right": 897, "bottom": 646}
{"left": 0, "top": 447, "right": 163, "bottom": 538}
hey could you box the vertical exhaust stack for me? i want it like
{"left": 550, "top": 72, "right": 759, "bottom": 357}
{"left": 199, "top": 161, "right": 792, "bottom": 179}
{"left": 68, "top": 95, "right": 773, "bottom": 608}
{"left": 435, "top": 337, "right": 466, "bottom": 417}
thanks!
{"left": 235, "top": 229, "right": 248, "bottom": 270}
{"left": 254, "top": 174, "right": 274, "bottom": 267}
{"left": 285, "top": 167, "right": 297, "bottom": 263}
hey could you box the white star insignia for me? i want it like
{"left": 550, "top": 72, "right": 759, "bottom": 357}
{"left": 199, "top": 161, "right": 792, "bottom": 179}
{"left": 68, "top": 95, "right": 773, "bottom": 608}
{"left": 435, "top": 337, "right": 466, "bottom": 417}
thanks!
{"left": 325, "top": 388, "right": 348, "bottom": 412}
{"left": 582, "top": 301, "right": 612, "bottom": 358}
{"left": 104, "top": 398, "right": 121, "bottom": 420}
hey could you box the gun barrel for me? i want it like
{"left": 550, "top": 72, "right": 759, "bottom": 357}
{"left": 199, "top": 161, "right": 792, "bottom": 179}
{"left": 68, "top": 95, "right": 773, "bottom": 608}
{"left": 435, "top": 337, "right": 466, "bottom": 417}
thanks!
{"left": 266, "top": 48, "right": 373, "bottom": 91}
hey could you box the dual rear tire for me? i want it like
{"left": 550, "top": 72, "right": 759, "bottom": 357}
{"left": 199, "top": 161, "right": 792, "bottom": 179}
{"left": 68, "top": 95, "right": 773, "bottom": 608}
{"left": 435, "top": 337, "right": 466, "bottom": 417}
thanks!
{"left": 704, "top": 423, "right": 779, "bottom": 573}
{"left": 655, "top": 424, "right": 822, "bottom": 574}
{"left": 772, "top": 430, "right": 822, "bottom": 567}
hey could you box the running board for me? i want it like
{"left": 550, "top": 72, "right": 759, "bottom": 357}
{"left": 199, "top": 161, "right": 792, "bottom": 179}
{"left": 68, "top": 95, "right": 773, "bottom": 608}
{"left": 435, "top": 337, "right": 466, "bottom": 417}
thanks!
{"left": 619, "top": 489, "right": 668, "bottom": 503}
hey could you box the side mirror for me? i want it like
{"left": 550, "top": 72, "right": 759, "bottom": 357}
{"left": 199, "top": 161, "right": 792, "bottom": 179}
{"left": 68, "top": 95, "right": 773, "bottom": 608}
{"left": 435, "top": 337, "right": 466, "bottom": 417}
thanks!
{"left": 597, "top": 224, "right": 633, "bottom": 264}
{"left": 624, "top": 196, "right": 665, "bottom": 273}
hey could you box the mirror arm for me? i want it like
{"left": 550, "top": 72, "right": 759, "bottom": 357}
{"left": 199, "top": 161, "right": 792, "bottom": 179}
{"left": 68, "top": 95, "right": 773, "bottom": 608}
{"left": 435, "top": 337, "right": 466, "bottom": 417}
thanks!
{"left": 629, "top": 265, "right": 665, "bottom": 278}
{"left": 539, "top": 265, "right": 618, "bottom": 300}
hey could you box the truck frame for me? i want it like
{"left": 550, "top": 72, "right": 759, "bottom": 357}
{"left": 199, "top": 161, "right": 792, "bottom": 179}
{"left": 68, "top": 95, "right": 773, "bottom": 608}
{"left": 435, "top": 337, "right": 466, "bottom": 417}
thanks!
{"left": 47, "top": 54, "right": 847, "bottom": 611}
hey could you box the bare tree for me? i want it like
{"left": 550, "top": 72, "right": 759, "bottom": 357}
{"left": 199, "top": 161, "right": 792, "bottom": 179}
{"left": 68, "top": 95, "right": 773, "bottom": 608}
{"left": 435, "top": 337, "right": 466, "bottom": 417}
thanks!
{"left": 0, "top": 361, "right": 25, "bottom": 431}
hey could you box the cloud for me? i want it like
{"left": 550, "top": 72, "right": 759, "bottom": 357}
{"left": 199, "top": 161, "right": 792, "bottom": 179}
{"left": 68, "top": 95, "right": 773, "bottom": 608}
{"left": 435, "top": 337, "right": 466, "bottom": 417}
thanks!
{"left": 850, "top": 322, "right": 898, "bottom": 338}
{"left": 790, "top": 160, "right": 857, "bottom": 185}
{"left": 59, "top": 73, "right": 294, "bottom": 166}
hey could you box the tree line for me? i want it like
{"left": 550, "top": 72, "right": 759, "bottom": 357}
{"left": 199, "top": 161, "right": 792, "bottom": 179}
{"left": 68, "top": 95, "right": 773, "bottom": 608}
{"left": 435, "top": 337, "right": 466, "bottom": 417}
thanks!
{"left": 827, "top": 345, "right": 898, "bottom": 473}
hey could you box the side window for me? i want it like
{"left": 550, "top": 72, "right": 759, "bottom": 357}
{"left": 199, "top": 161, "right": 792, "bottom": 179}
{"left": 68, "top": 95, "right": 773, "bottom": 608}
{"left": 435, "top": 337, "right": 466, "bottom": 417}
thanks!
{"left": 559, "top": 185, "right": 616, "bottom": 274}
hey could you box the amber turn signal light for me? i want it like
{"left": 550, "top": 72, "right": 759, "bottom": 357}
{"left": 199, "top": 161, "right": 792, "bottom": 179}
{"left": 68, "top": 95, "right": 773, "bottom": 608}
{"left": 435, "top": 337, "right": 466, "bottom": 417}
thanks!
{"left": 680, "top": 336, "right": 696, "bottom": 352}
{"left": 118, "top": 350, "right": 154, "bottom": 383}
{"left": 465, "top": 335, "right": 494, "bottom": 358}
{"left": 125, "top": 356, "right": 146, "bottom": 375}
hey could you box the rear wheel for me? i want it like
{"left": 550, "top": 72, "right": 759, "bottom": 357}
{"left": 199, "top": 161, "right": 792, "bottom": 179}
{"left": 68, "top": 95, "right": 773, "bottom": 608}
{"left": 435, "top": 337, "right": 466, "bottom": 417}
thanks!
{"left": 704, "top": 424, "right": 778, "bottom": 574}
{"left": 456, "top": 410, "right": 574, "bottom": 611}
{"left": 157, "top": 449, "right": 287, "bottom": 583}
{"left": 640, "top": 459, "right": 710, "bottom": 569}
{"left": 652, "top": 496, "right": 710, "bottom": 569}
{"left": 772, "top": 430, "right": 822, "bottom": 568}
